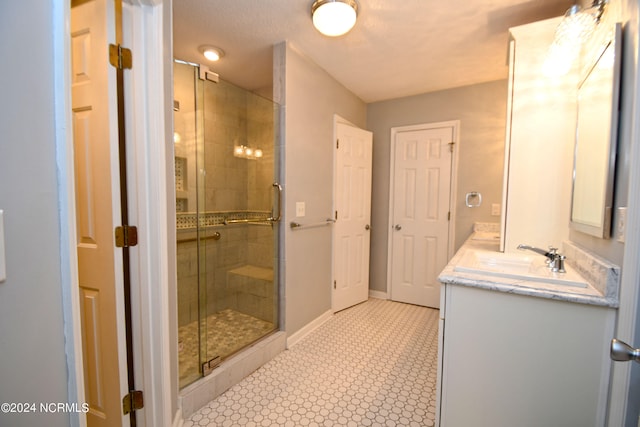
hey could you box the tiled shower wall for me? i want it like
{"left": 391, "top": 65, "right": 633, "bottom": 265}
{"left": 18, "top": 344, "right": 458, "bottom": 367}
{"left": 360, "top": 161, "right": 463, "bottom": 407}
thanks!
{"left": 175, "top": 63, "right": 277, "bottom": 329}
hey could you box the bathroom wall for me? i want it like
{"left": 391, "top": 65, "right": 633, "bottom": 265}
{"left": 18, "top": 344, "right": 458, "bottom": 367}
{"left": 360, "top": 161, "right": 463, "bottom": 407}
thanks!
{"left": 0, "top": 3, "right": 71, "bottom": 426}
{"left": 274, "top": 42, "right": 367, "bottom": 336}
{"left": 366, "top": 81, "right": 508, "bottom": 294}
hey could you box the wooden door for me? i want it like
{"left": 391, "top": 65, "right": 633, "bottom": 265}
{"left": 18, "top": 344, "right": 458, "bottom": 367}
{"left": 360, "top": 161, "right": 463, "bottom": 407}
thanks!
{"left": 389, "top": 124, "right": 454, "bottom": 308}
{"left": 71, "top": 0, "right": 126, "bottom": 425}
{"left": 333, "top": 122, "right": 373, "bottom": 312}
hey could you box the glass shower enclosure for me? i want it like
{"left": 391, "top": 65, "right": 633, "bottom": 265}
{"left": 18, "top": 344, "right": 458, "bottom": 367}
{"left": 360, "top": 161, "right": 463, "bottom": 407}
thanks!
{"left": 173, "top": 61, "right": 280, "bottom": 388}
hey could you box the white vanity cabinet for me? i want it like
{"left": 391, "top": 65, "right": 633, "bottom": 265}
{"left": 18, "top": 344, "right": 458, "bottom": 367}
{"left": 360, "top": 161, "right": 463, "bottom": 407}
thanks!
{"left": 437, "top": 283, "right": 615, "bottom": 427}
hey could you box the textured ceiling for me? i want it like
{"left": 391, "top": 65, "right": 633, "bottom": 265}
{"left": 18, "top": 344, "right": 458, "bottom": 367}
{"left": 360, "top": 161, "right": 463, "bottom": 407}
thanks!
{"left": 173, "top": 0, "right": 573, "bottom": 103}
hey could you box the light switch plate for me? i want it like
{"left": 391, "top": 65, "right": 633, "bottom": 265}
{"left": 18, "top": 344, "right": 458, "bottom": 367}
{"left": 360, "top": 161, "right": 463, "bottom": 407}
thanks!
{"left": 0, "top": 210, "right": 5, "bottom": 282}
{"left": 296, "top": 202, "right": 306, "bottom": 217}
{"left": 491, "top": 203, "right": 501, "bottom": 216}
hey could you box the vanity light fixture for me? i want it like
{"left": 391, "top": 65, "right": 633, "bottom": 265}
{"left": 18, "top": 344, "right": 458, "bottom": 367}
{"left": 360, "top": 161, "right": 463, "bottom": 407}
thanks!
{"left": 199, "top": 45, "right": 225, "bottom": 62}
{"left": 311, "top": 0, "right": 358, "bottom": 37}
{"left": 543, "top": 0, "right": 607, "bottom": 76}
{"left": 556, "top": 5, "right": 597, "bottom": 42}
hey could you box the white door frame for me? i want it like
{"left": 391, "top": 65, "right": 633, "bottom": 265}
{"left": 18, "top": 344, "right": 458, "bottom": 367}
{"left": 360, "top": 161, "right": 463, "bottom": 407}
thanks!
{"left": 385, "top": 120, "right": 460, "bottom": 298}
{"left": 54, "top": 1, "right": 174, "bottom": 426}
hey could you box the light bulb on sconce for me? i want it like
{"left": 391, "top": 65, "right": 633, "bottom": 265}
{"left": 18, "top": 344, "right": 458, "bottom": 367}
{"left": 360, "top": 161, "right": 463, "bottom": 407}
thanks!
{"left": 233, "top": 145, "right": 262, "bottom": 160}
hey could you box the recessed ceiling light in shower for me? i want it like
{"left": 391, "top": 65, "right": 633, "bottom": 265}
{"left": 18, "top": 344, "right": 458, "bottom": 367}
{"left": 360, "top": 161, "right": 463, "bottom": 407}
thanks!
{"left": 199, "top": 45, "right": 225, "bottom": 62}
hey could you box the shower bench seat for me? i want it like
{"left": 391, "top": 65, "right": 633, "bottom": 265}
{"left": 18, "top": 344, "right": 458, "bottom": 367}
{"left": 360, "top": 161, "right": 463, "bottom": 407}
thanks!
{"left": 227, "top": 265, "right": 275, "bottom": 323}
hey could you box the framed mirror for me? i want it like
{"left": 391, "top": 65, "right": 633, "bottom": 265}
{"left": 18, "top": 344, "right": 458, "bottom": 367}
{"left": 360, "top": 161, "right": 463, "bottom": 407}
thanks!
{"left": 570, "top": 23, "right": 622, "bottom": 238}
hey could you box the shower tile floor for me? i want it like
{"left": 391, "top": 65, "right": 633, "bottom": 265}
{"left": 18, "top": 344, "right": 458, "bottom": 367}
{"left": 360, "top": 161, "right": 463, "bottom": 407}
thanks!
{"left": 179, "top": 309, "right": 276, "bottom": 388}
{"left": 183, "top": 298, "right": 439, "bottom": 426}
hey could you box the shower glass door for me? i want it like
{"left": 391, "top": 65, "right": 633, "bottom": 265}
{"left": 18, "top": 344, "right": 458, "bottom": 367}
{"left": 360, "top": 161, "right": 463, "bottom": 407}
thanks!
{"left": 174, "top": 61, "right": 280, "bottom": 388}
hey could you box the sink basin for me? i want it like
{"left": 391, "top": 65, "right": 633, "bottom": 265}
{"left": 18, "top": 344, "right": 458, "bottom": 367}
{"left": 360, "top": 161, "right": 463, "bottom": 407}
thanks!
{"left": 453, "top": 250, "right": 588, "bottom": 288}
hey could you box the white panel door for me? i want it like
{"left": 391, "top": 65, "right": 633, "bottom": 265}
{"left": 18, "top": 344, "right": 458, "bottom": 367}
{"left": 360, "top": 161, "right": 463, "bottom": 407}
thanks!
{"left": 390, "top": 125, "right": 453, "bottom": 308}
{"left": 72, "top": 1, "right": 125, "bottom": 426}
{"left": 333, "top": 122, "right": 373, "bottom": 312}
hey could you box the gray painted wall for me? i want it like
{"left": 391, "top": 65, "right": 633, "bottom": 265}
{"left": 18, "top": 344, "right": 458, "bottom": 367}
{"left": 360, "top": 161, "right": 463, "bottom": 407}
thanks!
{"left": 366, "top": 80, "right": 508, "bottom": 294}
{"left": 0, "top": 3, "right": 71, "bottom": 426}
{"left": 274, "top": 43, "right": 367, "bottom": 335}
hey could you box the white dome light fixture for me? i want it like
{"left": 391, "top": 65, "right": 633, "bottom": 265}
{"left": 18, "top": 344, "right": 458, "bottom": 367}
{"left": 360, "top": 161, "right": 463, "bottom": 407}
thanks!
{"left": 311, "top": 0, "right": 358, "bottom": 37}
{"left": 199, "top": 45, "right": 225, "bottom": 62}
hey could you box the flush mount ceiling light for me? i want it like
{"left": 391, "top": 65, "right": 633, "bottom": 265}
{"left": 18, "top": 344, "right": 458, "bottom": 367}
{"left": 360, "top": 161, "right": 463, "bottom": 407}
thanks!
{"left": 199, "top": 45, "right": 225, "bottom": 62}
{"left": 311, "top": 0, "right": 358, "bottom": 37}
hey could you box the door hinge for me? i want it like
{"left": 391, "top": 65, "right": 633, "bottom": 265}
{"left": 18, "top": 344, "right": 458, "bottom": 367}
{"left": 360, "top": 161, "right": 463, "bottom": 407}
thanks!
{"left": 448, "top": 141, "right": 455, "bottom": 152}
{"left": 334, "top": 280, "right": 337, "bottom": 289}
{"left": 336, "top": 139, "right": 339, "bottom": 149}
{"left": 335, "top": 210, "right": 338, "bottom": 220}
{"left": 109, "top": 44, "right": 132, "bottom": 70}
{"left": 202, "top": 356, "right": 221, "bottom": 376}
{"left": 122, "top": 390, "right": 143, "bottom": 415}
{"left": 448, "top": 211, "right": 451, "bottom": 221}
{"left": 115, "top": 225, "right": 138, "bottom": 248}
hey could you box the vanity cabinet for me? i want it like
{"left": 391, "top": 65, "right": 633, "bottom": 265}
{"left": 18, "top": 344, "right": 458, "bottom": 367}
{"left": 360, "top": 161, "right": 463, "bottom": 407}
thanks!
{"left": 437, "top": 284, "right": 615, "bottom": 427}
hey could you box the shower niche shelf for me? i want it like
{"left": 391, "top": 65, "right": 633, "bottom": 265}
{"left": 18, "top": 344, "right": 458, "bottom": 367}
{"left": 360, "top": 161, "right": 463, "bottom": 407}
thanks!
{"left": 175, "top": 156, "right": 188, "bottom": 212}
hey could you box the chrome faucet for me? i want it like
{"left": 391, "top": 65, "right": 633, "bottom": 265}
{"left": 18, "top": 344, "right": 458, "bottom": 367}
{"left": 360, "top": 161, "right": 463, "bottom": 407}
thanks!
{"left": 517, "top": 244, "right": 566, "bottom": 273}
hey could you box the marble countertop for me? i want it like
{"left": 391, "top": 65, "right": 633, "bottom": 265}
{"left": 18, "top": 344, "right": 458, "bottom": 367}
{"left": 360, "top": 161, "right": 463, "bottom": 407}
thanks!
{"left": 438, "top": 231, "right": 620, "bottom": 308}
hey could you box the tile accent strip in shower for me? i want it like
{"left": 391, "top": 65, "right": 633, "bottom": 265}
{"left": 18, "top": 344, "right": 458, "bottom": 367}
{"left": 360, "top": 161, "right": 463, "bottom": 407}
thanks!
{"left": 177, "top": 210, "right": 272, "bottom": 230}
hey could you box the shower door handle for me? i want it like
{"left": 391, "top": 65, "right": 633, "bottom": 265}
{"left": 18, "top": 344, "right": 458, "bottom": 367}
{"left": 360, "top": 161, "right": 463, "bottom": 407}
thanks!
{"left": 268, "top": 182, "right": 283, "bottom": 223}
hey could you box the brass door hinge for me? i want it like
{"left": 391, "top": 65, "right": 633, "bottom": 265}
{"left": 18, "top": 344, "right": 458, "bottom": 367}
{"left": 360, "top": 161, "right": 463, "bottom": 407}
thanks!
{"left": 448, "top": 141, "right": 455, "bottom": 152}
{"left": 122, "top": 390, "right": 144, "bottom": 415}
{"left": 115, "top": 225, "right": 138, "bottom": 248}
{"left": 109, "top": 44, "right": 132, "bottom": 70}
{"left": 336, "top": 139, "right": 339, "bottom": 149}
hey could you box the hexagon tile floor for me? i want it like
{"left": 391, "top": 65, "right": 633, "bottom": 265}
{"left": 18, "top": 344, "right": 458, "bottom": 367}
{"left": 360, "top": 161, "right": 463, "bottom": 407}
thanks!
{"left": 183, "top": 298, "right": 440, "bottom": 427}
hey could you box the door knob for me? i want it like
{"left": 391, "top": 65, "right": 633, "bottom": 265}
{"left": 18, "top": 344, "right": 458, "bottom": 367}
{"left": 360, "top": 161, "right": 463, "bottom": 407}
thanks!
{"left": 611, "top": 339, "right": 640, "bottom": 363}
{"left": 394, "top": 224, "right": 402, "bottom": 231}
{"left": 365, "top": 224, "right": 370, "bottom": 230}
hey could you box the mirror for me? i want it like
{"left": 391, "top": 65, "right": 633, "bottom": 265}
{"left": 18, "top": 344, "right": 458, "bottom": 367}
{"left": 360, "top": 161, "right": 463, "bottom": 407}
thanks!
{"left": 570, "top": 23, "right": 622, "bottom": 238}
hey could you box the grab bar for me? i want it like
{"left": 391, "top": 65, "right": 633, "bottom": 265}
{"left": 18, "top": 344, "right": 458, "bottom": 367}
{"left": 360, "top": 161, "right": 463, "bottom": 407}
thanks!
{"left": 222, "top": 218, "right": 273, "bottom": 226}
{"left": 222, "top": 182, "right": 282, "bottom": 227}
{"left": 290, "top": 218, "right": 336, "bottom": 230}
{"left": 268, "top": 182, "right": 282, "bottom": 223}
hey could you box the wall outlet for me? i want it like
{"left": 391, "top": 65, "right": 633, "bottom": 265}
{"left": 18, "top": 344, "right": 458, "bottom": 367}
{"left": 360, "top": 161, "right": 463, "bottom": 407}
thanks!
{"left": 296, "top": 202, "right": 306, "bottom": 217}
{"left": 491, "top": 203, "right": 501, "bottom": 216}
{"left": 617, "top": 207, "right": 627, "bottom": 243}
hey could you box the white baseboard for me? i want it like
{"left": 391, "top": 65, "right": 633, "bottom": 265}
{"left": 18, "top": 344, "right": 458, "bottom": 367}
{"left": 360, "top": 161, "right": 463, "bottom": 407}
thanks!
{"left": 286, "top": 309, "right": 333, "bottom": 349}
{"left": 369, "top": 290, "right": 389, "bottom": 300}
{"left": 172, "top": 409, "right": 183, "bottom": 427}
